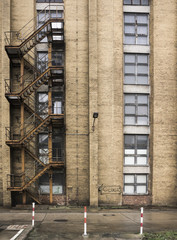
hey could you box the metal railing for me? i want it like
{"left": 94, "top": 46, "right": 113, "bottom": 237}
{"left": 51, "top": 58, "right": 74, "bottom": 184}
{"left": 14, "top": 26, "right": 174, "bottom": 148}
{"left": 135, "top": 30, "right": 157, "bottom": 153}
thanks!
{"left": 4, "top": 5, "right": 64, "bottom": 45}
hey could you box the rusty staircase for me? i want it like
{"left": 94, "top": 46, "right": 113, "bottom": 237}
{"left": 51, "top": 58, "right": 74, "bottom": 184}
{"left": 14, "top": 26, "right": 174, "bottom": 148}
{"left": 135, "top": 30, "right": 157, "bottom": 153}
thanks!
{"left": 5, "top": 5, "right": 65, "bottom": 204}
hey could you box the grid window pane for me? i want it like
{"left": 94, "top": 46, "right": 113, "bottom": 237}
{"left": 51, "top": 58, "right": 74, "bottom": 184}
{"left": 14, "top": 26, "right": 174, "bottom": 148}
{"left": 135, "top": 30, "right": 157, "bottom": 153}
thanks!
{"left": 125, "top": 186, "right": 134, "bottom": 194}
{"left": 125, "top": 175, "right": 134, "bottom": 183}
{"left": 124, "top": 14, "right": 149, "bottom": 45}
{"left": 125, "top": 75, "right": 136, "bottom": 84}
{"left": 124, "top": 174, "right": 148, "bottom": 195}
{"left": 124, "top": 36, "right": 136, "bottom": 44}
{"left": 137, "top": 186, "right": 146, "bottom": 193}
{"left": 124, "top": 54, "right": 149, "bottom": 85}
{"left": 125, "top": 116, "right": 136, "bottom": 124}
{"left": 125, "top": 156, "right": 135, "bottom": 165}
{"left": 124, "top": 135, "right": 148, "bottom": 165}
{"left": 124, "top": 0, "right": 131, "bottom": 4}
{"left": 124, "top": 94, "right": 149, "bottom": 125}
{"left": 137, "top": 175, "right": 147, "bottom": 183}
{"left": 133, "top": 0, "right": 140, "bottom": 5}
{"left": 137, "top": 157, "right": 147, "bottom": 165}
{"left": 137, "top": 75, "right": 148, "bottom": 84}
{"left": 125, "top": 95, "right": 136, "bottom": 103}
{"left": 123, "top": 0, "right": 149, "bottom": 5}
{"left": 125, "top": 15, "right": 135, "bottom": 23}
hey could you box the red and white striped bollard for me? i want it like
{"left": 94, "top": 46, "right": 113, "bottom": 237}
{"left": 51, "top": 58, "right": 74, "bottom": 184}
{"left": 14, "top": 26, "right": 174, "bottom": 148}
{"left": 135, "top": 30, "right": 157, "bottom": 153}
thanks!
{"left": 140, "top": 207, "right": 143, "bottom": 234}
{"left": 83, "top": 206, "right": 87, "bottom": 236}
{"left": 32, "top": 202, "right": 35, "bottom": 227}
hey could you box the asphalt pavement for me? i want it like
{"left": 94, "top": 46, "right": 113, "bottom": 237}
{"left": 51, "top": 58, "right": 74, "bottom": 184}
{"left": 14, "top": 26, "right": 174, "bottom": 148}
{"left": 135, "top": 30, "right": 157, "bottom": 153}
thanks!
{"left": 0, "top": 206, "right": 177, "bottom": 239}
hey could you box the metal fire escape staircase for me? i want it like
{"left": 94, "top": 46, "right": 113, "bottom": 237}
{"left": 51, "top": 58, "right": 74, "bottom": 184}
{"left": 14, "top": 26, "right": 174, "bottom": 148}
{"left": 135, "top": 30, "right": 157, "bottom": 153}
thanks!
{"left": 5, "top": 6, "right": 65, "bottom": 204}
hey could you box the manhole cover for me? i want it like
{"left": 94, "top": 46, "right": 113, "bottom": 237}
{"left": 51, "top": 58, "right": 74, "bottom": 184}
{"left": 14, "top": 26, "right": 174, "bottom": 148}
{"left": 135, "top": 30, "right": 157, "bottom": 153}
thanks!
{"left": 54, "top": 219, "right": 68, "bottom": 222}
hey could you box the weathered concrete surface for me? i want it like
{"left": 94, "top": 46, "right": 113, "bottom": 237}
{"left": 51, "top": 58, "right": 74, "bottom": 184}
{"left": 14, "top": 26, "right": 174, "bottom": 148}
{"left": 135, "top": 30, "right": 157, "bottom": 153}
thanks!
{"left": 0, "top": 208, "right": 177, "bottom": 239}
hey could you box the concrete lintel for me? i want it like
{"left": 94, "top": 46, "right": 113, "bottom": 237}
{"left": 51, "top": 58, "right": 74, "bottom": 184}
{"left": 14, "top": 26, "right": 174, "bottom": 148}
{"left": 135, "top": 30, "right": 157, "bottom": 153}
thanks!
{"left": 123, "top": 166, "right": 150, "bottom": 174}
{"left": 123, "top": 6, "right": 150, "bottom": 13}
{"left": 124, "top": 45, "right": 150, "bottom": 54}
{"left": 124, "top": 85, "right": 150, "bottom": 94}
{"left": 124, "top": 126, "right": 150, "bottom": 134}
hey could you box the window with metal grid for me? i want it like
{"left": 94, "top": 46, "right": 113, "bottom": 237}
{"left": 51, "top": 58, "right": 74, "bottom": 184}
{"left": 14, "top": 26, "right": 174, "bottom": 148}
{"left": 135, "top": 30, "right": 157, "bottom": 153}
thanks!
{"left": 124, "top": 94, "right": 149, "bottom": 125}
{"left": 124, "top": 13, "right": 149, "bottom": 45}
{"left": 124, "top": 54, "right": 149, "bottom": 85}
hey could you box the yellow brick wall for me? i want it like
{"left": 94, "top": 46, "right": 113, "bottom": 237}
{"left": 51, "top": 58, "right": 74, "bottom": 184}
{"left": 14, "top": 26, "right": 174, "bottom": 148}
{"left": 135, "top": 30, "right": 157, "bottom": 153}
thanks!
{"left": 151, "top": 0, "right": 177, "bottom": 206}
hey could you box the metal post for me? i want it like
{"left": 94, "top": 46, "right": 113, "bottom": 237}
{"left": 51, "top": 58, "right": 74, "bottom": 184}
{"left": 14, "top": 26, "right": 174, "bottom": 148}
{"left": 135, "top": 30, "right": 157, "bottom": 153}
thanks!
{"left": 140, "top": 207, "right": 143, "bottom": 234}
{"left": 32, "top": 202, "right": 35, "bottom": 227}
{"left": 83, "top": 206, "right": 87, "bottom": 236}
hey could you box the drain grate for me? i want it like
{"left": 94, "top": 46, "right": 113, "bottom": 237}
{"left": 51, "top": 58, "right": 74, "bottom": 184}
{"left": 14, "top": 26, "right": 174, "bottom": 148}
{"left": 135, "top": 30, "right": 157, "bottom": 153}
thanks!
{"left": 54, "top": 219, "right": 68, "bottom": 222}
{"left": 103, "top": 214, "right": 115, "bottom": 216}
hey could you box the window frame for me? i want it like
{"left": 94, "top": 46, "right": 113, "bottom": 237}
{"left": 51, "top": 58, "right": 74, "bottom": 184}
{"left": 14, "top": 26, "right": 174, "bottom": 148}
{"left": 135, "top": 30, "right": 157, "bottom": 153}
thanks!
{"left": 124, "top": 94, "right": 149, "bottom": 126}
{"left": 124, "top": 134, "right": 149, "bottom": 165}
{"left": 124, "top": 13, "right": 149, "bottom": 45}
{"left": 124, "top": 53, "right": 149, "bottom": 85}
{"left": 36, "top": 0, "right": 63, "bottom": 3}
{"left": 123, "top": 0, "right": 149, "bottom": 6}
{"left": 124, "top": 174, "right": 148, "bottom": 195}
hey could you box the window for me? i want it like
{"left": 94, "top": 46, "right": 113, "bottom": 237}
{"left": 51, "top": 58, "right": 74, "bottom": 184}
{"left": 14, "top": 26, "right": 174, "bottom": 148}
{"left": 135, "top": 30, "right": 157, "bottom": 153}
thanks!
{"left": 52, "top": 128, "right": 64, "bottom": 162}
{"left": 38, "top": 134, "right": 49, "bottom": 164}
{"left": 124, "top": 94, "right": 149, "bottom": 125}
{"left": 124, "top": 0, "right": 149, "bottom": 5}
{"left": 37, "top": 52, "right": 48, "bottom": 72}
{"left": 52, "top": 171, "right": 65, "bottom": 194}
{"left": 38, "top": 93, "right": 48, "bottom": 118}
{"left": 124, "top": 135, "right": 148, "bottom": 165}
{"left": 37, "top": 0, "right": 63, "bottom": 3}
{"left": 124, "top": 13, "right": 149, "bottom": 45}
{"left": 124, "top": 54, "right": 149, "bottom": 85}
{"left": 52, "top": 51, "right": 64, "bottom": 66}
{"left": 124, "top": 174, "right": 148, "bottom": 194}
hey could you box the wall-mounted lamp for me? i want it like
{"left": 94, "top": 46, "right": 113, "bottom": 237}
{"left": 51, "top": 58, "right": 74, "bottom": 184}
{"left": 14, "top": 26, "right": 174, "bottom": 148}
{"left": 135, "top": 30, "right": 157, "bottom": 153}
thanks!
{"left": 92, "top": 112, "right": 99, "bottom": 131}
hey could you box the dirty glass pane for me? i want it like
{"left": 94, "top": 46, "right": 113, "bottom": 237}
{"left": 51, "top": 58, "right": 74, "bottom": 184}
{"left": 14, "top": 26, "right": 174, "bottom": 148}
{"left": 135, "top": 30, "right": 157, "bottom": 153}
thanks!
{"left": 137, "top": 65, "right": 148, "bottom": 74}
{"left": 138, "top": 95, "right": 148, "bottom": 104}
{"left": 137, "top": 157, "right": 147, "bottom": 165}
{"left": 137, "top": 26, "right": 148, "bottom": 35}
{"left": 137, "top": 186, "right": 146, "bottom": 193}
{"left": 137, "top": 75, "right": 148, "bottom": 84}
{"left": 125, "top": 156, "right": 135, "bottom": 165}
{"left": 137, "top": 15, "right": 148, "bottom": 24}
{"left": 125, "top": 106, "right": 136, "bottom": 114}
{"left": 125, "top": 75, "right": 136, "bottom": 84}
{"left": 137, "top": 135, "right": 148, "bottom": 149}
{"left": 142, "top": 0, "right": 149, "bottom": 5}
{"left": 124, "top": 36, "right": 135, "bottom": 44}
{"left": 137, "top": 36, "right": 147, "bottom": 45}
{"left": 132, "top": 0, "right": 140, "bottom": 5}
{"left": 125, "top": 175, "right": 134, "bottom": 183}
{"left": 125, "top": 149, "right": 135, "bottom": 154}
{"left": 137, "top": 116, "right": 148, "bottom": 125}
{"left": 124, "top": 186, "right": 134, "bottom": 194}
{"left": 138, "top": 106, "right": 148, "bottom": 115}
{"left": 137, "top": 175, "right": 147, "bottom": 183}
{"left": 125, "top": 95, "right": 136, "bottom": 103}
{"left": 125, "top": 54, "right": 136, "bottom": 63}
{"left": 125, "top": 25, "right": 135, "bottom": 34}
{"left": 124, "top": 0, "right": 131, "bottom": 4}
{"left": 124, "top": 14, "right": 135, "bottom": 23}
{"left": 138, "top": 55, "right": 148, "bottom": 64}
{"left": 125, "top": 135, "right": 135, "bottom": 149}
{"left": 125, "top": 65, "right": 135, "bottom": 74}
{"left": 125, "top": 116, "right": 136, "bottom": 124}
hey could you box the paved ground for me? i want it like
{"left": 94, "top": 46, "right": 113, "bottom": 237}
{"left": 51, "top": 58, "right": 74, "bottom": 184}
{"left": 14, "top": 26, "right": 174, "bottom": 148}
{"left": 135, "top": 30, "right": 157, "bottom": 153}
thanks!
{"left": 0, "top": 207, "right": 177, "bottom": 239}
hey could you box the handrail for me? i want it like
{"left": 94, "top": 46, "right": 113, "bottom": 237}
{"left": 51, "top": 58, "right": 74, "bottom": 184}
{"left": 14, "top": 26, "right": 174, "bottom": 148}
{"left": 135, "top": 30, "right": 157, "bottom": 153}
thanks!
{"left": 4, "top": 5, "right": 64, "bottom": 45}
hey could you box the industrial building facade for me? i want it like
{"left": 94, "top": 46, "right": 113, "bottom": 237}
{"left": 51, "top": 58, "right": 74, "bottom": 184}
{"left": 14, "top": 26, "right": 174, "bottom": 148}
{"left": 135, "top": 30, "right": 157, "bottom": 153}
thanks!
{"left": 0, "top": 0, "right": 176, "bottom": 207}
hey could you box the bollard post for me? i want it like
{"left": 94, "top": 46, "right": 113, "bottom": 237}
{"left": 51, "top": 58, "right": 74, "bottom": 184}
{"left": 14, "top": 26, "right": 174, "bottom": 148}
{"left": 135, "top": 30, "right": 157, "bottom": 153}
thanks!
{"left": 32, "top": 202, "right": 35, "bottom": 227}
{"left": 83, "top": 206, "right": 87, "bottom": 236}
{"left": 140, "top": 207, "right": 143, "bottom": 234}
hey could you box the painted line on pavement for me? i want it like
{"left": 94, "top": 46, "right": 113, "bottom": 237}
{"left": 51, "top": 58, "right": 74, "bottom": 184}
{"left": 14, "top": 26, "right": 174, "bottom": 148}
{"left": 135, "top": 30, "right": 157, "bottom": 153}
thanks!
{"left": 10, "top": 229, "right": 24, "bottom": 240}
